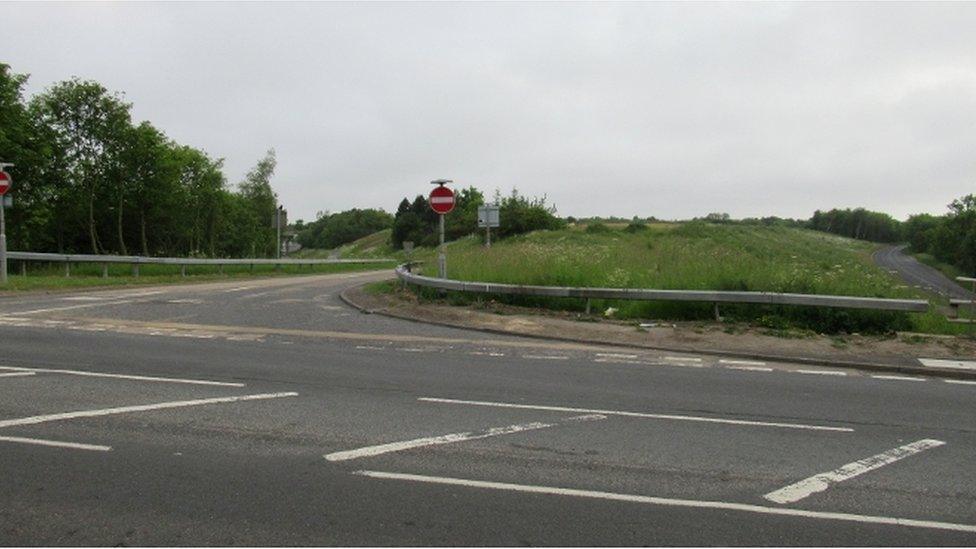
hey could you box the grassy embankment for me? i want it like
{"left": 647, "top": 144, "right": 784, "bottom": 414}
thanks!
{"left": 0, "top": 261, "right": 394, "bottom": 293}
{"left": 294, "top": 229, "right": 404, "bottom": 260}
{"left": 403, "top": 222, "right": 965, "bottom": 335}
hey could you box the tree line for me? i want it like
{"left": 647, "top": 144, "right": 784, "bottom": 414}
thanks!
{"left": 0, "top": 63, "right": 280, "bottom": 258}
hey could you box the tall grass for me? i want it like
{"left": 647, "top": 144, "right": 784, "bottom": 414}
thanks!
{"left": 414, "top": 222, "right": 961, "bottom": 335}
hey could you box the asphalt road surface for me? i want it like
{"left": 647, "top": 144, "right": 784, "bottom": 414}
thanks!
{"left": 1, "top": 270, "right": 975, "bottom": 546}
{"left": 874, "top": 245, "right": 975, "bottom": 300}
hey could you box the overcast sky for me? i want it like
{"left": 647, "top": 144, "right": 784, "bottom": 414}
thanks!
{"left": 5, "top": 2, "right": 976, "bottom": 222}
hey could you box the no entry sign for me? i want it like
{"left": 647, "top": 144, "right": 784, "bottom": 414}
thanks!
{"left": 0, "top": 171, "right": 10, "bottom": 196}
{"left": 429, "top": 185, "right": 455, "bottom": 214}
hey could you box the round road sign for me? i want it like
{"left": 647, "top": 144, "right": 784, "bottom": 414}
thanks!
{"left": 0, "top": 171, "right": 10, "bottom": 196}
{"left": 429, "top": 185, "right": 455, "bottom": 214}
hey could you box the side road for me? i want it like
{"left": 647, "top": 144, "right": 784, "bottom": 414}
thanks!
{"left": 342, "top": 284, "right": 976, "bottom": 380}
{"left": 873, "top": 245, "right": 975, "bottom": 300}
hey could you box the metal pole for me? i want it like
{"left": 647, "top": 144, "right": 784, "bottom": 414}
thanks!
{"left": 438, "top": 214, "right": 446, "bottom": 279}
{"left": 276, "top": 206, "right": 282, "bottom": 260}
{"left": 0, "top": 200, "right": 6, "bottom": 284}
{"left": 486, "top": 224, "right": 491, "bottom": 248}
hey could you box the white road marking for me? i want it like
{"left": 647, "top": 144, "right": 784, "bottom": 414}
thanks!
{"left": 0, "top": 392, "right": 298, "bottom": 429}
{"left": 419, "top": 397, "right": 852, "bottom": 432}
{"left": 221, "top": 286, "right": 252, "bottom": 293}
{"left": 919, "top": 358, "right": 976, "bottom": 371}
{"left": 399, "top": 348, "right": 425, "bottom": 352}
{"left": 354, "top": 470, "right": 976, "bottom": 534}
{"left": 61, "top": 296, "right": 109, "bottom": 302}
{"left": 594, "top": 358, "right": 645, "bottom": 365}
{"left": 0, "top": 300, "right": 135, "bottom": 316}
{"left": 356, "top": 345, "right": 385, "bottom": 350}
{"left": 664, "top": 356, "right": 702, "bottom": 362}
{"left": 945, "top": 379, "right": 976, "bottom": 386}
{"left": 0, "top": 365, "right": 244, "bottom": 387}
{"left": 796, "top": 369, "right": 847, "bottom": 376}
{"left": 596, "top": 353, "right": 639, "bottom": 359}
{"left": 522, "top": 355, "right": 570, "bottom": 360}
{"left": 871, "top": 375, "right": 925, "bottom": 382}
{"left": 763, "top": 439, "right": 946, "bottom": 504}
{"left": 727, "top": 366, "right": 774, "bottom": 372}
{"left": 325, "top": 415, "right": 604, "bottom": 462}
{"left": 719, "top": 359, "right": 767, "bottom": 367}
{"left": 0, "top": 371, "right": 36, "bottom": 378}
{"left": 0, "top": 435, "right": 111, "bottom": 452}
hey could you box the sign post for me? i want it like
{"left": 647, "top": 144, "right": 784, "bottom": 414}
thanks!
{"left": 429, "top": 179, "right": 455, "bottom": 279}
{"left": 0, "top": 165, "right": 12, "bottom": 284}
{"left": 477, "top": 205, "right": 500, "bottom": 248}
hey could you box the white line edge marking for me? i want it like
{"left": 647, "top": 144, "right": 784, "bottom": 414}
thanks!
{"left": 418, "top": 397, "right": 852, "bottom": 432}
{"left": 0, "top": 372, "right": 36, "bottom": 378}
{"left": 325, "top": 414, "right": 605, "bottom": 462}
{"left": 353, "top": 470, "right": 976, "bottom": 534}
{"left": 796, "top": 369, "right": 847, "bottom": 376}
{"left": 871, "top": 375, "right": 925, "bottom": 382}
{"left": 0, "top": 366, "right": 244, "bottom": 387}
{"left": 596, "top": 353, "right": 639, "bottom": 359}
{"left": 719, "top": 359, "right": 767, "bottom": 366}
{"left": 0, "top": 435, "right": 111, "bottom": 452}
{"left": 664, "top": 356, "right": 702, "bottom": 362}
{"left": 945, "top": 379, "right": 976, "bottom": 386}
{"left": 522, "top": 355, "right": 570, "bottom": 360}
{"left": 763, "top": 439, "right": 946, "bottom": 504}
{"left": 0, "top": 392, "right": 298, "bottom": 429}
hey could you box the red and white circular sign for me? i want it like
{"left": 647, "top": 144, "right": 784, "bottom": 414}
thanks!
{"left": 0, "top": 171, "right": 11, "bottom": 196}
{"left": 429, "top": 185, "right": 455, "bottom": 214}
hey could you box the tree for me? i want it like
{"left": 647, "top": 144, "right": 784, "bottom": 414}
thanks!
{"left": 31, "top": 78, "right": 132, "bottom": 254}
{"left": 237, "top": 149, "right": 278, "bottom": 257}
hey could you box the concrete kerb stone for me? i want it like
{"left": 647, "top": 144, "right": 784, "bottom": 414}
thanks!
{"left": 339, "top": 283, "right": 976, "bottom": 382}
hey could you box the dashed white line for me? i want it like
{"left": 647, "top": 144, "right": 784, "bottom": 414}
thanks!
{"left": 796, "top": 369, "right": 847, "bottom": 377}
{"left": 727, "top": 366, "right": 774, "bottom": 372}
{"left": 664, "top": 356, "right": 703, "bottom": 362}
{"left": 0, "top": 392, "right": 298, "bottom": 429}
{"left": 522, "top": 355, "right": 570, "bottom": 360}
{"left": 0, "top": 435, "right": 111, "bottom": 452}
{"left": 354, "top": 470, "right": 976, "bottom": 533}
{"left": 871, "top": 375, "right": 925, "bottom": 382}
{"left": 418, "top": 397, "right": 852, "bottom": 432}
{"left": 764, "top": 439, "right": 946, "bottom": 504}
{"left": 325, "top": 415, "right": 604, "bottom": 462}
{"left": 356, "top": 345, "right": 385, "bottom": 351}
{"left": 0, "top": 366, "right": 244, "bottom": 387}
{"left": 719, "top": 359, "right": 767, "bottom": 367}
{"left": 596, "top": 353, "right": 639, "bottom": 360}
{"left": 1, "top": 300, "right": 135, "bottom": 316}
{"left": 944, "top": 379, "right": 976, "bottom": 386}
{"left": 399, "top": 348, "right": 425, "bottom": 352}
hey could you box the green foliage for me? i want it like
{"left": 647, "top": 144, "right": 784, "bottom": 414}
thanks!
{"left": 904, "top": 194, "right": 976, "bottom": 275}
{"left": 0, "top": 63, "right": 283, "bottom": 259}
{"left": 296, "top": 208, "right": 393, "bottom": 249}
{"left": 585, "top": 222, "right": 611, "bottom": 234}
{"left": 808, "top": 208, "right": 902, "bottom": 243}
{"left": 412, "top": 224, "right": 941, "bottom": 334}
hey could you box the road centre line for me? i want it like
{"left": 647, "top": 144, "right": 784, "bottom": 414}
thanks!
{"left": 871, "top": 375, "right": 925, "bottom": 382}
{"left": 353, "top": 470, "right": 976, "bottom": 534}
{"left": 522, "top": 355, "right": 569, "bottom": 360}
{"left": 0, "top": 435, "right": 111, "bottom": 452}
{"left": 797, "top": 369, "right": 847, "bottom": 376}
{"left": 418, "top": 397, "right": 852, "bottom": 432}
{"left": 596, "top": 353, "right": 639, "bottom": 359}
{"left": 0, "top": 366, "right": 244, "bottom": 387}
{"left": 763, "top": 439, "right": 946, "bottom": 505}
{"left": 325, "top": 414, "right": 605, "bottom": 462}
{"left": 0, "top": 392, "right": 297, "bottom": 429}
{"left": 664, "top": 356, "right": 702, "bottom": 362}
{"left": 719, "top": 359, "right": 767, "bottom": 367}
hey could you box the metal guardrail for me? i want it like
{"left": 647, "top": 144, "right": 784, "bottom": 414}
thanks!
{"left": 396, "top": 264, "right": 929, "bottom": 317}
{"left": 6, "top": 251, "right": 394, "bottom": 278}
{"left": 949, "top": 276, "right": 976, "bottom": 324}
